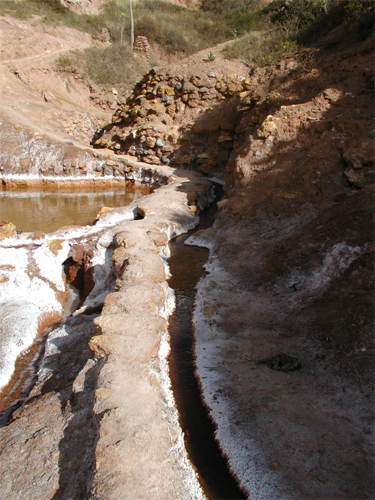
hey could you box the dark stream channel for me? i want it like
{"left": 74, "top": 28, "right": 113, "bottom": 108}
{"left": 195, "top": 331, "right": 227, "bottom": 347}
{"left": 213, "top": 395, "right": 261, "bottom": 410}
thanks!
{"left": 168, "top": 195, "right": 246, "bottom": 500}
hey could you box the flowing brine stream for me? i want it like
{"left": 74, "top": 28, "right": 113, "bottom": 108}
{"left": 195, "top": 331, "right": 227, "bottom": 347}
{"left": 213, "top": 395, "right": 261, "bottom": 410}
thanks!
{"left": 168, "top": 195, "right": 246, "bottom": 500}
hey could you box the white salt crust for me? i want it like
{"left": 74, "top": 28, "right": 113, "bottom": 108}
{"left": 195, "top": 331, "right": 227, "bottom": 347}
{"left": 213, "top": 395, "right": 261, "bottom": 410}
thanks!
{"left": 150, "top": 249, "right": 204, "bottom": 500}
{"left": 0, "top": 201, "right": 141, "bottom": 390}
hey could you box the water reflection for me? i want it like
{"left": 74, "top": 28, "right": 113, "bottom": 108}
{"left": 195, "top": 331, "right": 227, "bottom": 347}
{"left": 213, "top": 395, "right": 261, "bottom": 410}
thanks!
{"left": 0, "top": 187, "right": 148, "bottom": 233}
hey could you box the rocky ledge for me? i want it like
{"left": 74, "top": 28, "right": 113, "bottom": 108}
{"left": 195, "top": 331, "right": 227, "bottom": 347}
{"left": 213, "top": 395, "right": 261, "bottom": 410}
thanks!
{"left": 0, "top": 165, "right": 213, "bottom": 500}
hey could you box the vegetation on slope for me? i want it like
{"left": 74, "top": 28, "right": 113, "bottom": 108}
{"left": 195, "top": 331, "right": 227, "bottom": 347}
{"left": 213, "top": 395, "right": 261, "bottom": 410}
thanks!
{"left": 0, "top": 0, "right": 238, "bottom": 87}
{"left": 1, "top": 0, "right": 373, "bottom": 88}
{"left": 223, "top": 0, "right": 374, "bottom": 65}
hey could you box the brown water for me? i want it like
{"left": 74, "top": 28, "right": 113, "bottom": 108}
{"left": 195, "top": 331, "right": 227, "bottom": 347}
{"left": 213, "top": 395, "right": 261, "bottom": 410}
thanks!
{"left": 0, "top": 186, "right": 148, "bottom": 233}
{"left": 168, "top": 195, "right": 247, "bottom": 500}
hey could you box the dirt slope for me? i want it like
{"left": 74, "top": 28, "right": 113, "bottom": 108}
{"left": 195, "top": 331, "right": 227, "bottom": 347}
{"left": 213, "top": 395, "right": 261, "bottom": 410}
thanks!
{"left": 188, "top": 29, "right": 374, "bottom": 498}
{"left": 0, "top": 15, "right": 112, "bottom": 147}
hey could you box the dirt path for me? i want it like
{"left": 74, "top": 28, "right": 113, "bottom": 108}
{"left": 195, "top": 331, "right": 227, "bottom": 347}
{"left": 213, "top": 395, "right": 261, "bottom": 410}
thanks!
{"left": 0, "top": 14, "right": 110, "bottom": 148}
{"left": 0, "top": 44, "right": 93, "bottom": 65}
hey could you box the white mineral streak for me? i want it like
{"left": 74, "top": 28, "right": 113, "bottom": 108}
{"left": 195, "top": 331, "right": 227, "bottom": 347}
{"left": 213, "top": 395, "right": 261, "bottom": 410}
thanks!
{"left": 0, "top": 201, "right": 139, "bottom": 390}
{"left": 153, "top": 326, "right": 204, "bottom": 500}
{"left": 1, "top": 173, "right": 119, "bottom": 181}
{"left": 34, "top": 239, "right": 70, "bottom": 291}
{"left": 151, "top": 253, "right": 204, "bottom": 500}
{"left": 0, "top": 246, "right": 63, "bottom": 389}
{"left": 303, "top": 241, "right": 373, "bottom": 294}
{"left": 193, "top": 255, "right": 283, "bottom": 499}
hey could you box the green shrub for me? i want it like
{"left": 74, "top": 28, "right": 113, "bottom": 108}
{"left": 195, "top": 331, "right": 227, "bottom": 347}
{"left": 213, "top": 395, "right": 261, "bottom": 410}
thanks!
{"left": 0, "top": 0, "right": 35, "bottom": 18}
{"left": 75, "top": 44, "right": 149, "bottom": 87}
{"left": 223, "top": 31, "right": 298, "bottom": 66}
{"left": 54, "top": 54, "right": 78, "bottom": 73}
{"left": 263, "top": 0, "right": 325, "bottom": 29}
{"left": 200, "top": 0, "right": 259, "bottom": 15}
{"left": 344, "top": 0, "right": 374, "bottom": 37}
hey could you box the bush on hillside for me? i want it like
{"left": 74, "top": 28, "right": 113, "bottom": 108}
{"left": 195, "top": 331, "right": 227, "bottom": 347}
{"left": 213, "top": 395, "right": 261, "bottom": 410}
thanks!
{"left": 77, "top": 44, "right": 149, "bottom": 86}
{"left": 344, "top": 0, "right": 374, "bottom": 38}
{"left": 223, "top": 31, "right": 298, "bottom": 66}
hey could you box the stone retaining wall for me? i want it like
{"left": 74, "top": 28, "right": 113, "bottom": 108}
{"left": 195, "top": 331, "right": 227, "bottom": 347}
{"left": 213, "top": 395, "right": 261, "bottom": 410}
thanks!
{"left": 92, "top": 67, "right": 267, "bottom": 175}
{"left": 91, "top": 63, "right": 298, "bottom": 177}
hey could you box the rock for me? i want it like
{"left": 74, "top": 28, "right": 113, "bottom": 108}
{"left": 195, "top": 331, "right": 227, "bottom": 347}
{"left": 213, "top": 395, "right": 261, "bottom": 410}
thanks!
{"left": 343, "top": 141, "right": 374, "bottom": 170}
{"left": 218, "top": 135, "right": 233, "bottom": 143}
{"left": 147, "top": 229, "right": 168, "bottom": 247}
{"left": 259, "top": 354, "right": 302, "bottom": 372}
{"left": 145, "top": 137, "right": 157, "bottom": 148}
{"left": 150, "top": 102, "right": 165, "bottom": 114}
{"left": 97, "top": 207, "right": 116, "bottom": 219}
{"left": 197, "top": 153, "right": 209, "bottom": 160}
{"left": 261, "top": 115, "right": 278, "bottom": 134}
{"left": 46, "top": 239, "right": 64, "bottom": 256}
{"left": 19, "top": 157, "right": 31, "bottom": 169}
{"left": 227, "top": 82, "right": 242, "bottom": 93}
{"left": 191, "top": 75, "right": 215, "bottom": 89}
{"left": 344, "top": 168, "right": 374, "bottom": 188}
{"left": 143, "top": 155, "right": 161, "bottom": 165}
{"left": 28, "top": 231, "right": 46, "bottom": 240}
{"left": 203, "top": 301, "right": 217, "bottom": 318}
{"left": 183, "top": 82, "right": 198, "bottom": 94}
{"left": 54, "top": 163, "right": 63, "bottom": 175}
{"left": 323, "top": 87, "right": 341, "bottom": 103}
{"left": 0, "top": 221, "right": 16, "bottom": 240}
{"left": 161, "top": 95, "right": 173, "bottom": 104}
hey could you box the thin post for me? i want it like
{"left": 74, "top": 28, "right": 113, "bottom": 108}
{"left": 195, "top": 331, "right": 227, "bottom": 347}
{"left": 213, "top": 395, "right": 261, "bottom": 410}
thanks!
{"left": 130, "top": 0, "right": 134, "bottom": 52}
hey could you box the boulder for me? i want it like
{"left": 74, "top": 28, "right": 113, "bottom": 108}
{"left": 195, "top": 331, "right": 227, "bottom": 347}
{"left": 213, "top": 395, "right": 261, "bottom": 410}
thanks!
{"left": 0, "top": 221, "right": 16, "bottom": 241}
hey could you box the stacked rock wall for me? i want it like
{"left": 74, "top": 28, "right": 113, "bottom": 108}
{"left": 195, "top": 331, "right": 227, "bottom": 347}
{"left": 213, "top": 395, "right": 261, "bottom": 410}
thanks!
{"left": 133, "top": 36, "right": 151, "bottom": 60}
{"left": 92, "top": 66, "right": 271, "bottom": 175}
{"left": 0, "top": 120, "right": 169, "bottom": 186}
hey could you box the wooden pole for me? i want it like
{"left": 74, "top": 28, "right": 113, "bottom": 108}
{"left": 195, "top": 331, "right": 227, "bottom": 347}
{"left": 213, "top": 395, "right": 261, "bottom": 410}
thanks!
{"left": 130, "top": 0, "right": 134, "bottom": 52}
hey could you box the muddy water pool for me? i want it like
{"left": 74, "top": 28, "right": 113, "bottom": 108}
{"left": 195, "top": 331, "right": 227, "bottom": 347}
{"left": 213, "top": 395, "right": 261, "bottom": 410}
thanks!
{"left": 0, "top": 186, "right": 148, "bottom": 233}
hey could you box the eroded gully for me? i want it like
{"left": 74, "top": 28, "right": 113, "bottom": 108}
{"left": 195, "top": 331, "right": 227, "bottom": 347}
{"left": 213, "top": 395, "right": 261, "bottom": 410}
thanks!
{"left": 168, "top": 190, "right": 247, "bottom": 500}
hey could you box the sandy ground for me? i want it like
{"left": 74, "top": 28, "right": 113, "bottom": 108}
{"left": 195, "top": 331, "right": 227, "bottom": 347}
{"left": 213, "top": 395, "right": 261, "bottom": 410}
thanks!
{"left": 0, "top": 15, "right": 109, "bottom": 146}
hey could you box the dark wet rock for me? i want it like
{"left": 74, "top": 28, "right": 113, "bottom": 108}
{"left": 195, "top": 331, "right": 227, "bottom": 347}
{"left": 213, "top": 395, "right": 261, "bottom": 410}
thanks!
{"left": 259, "top": 354, "right": 302, "bottom": 372}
